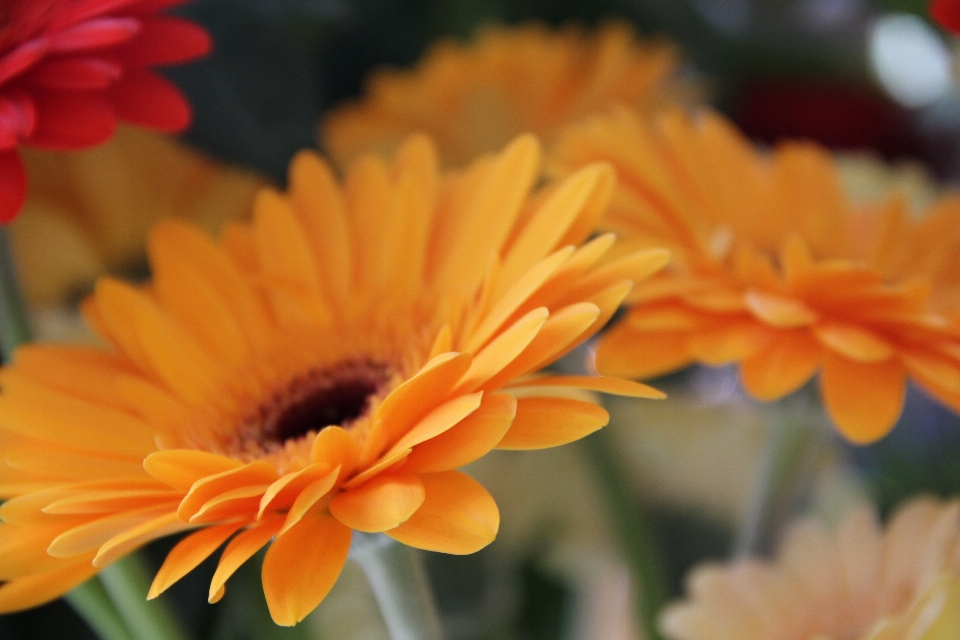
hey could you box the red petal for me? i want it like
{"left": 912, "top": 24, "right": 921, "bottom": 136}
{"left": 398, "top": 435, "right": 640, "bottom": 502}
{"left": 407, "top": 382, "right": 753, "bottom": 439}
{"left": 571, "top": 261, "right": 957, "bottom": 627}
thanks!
{"left": 932, "top": 0, "right": 960, "bottom": 34}
{"left": 107, "top": 68, "right": 190, "bottom": 131}
{"left": 117, "top": 16, "right": 211, "bottom": 66}
{"left": 27, "top": 57, "right": 123, "bottom": 89}
{"left": 0, "top": 39, "right": 49, "bottom": 85}
{"left": 0, "top": 93, "right": 37, "bottom": 145}
{"left": 49, "top": 0, "right": 138, "bottom": 30}
{"left": 0, "top": 151, "right": 27, "bottom": 223}
{"left": 26, "top": 90, "right": 116, "bottom": 148}
{"left": 47, "top": 17, "right": 141, "bottom": 54}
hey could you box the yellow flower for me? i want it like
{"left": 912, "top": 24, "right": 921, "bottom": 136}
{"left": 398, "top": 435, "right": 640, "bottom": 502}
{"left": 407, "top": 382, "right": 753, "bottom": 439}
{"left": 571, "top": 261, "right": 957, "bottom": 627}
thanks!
{"left": 0, "top": 134, "right": 668, "bottom": 625}
{"left": 660, "top": 497, "right": 960, "bottom": 640}
{"left": 321, "top": 22, "right": 685, "bottom": 168}
{"left": 9, "top": 125, "right": 266, "bottom": 307}
{"left": 550, "top": 107, "right": 960, "bottom": 443}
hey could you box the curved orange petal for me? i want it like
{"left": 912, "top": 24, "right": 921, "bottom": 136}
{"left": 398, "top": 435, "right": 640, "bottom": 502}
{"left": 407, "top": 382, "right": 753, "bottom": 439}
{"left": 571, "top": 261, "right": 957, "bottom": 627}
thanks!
{"left": 208, "top": 515, "right": 283, "bottom": 603}
{"left": 595, "top": 323, "right": 693, "bottom": 379}
{"left": 740, "top": 330, "right": 823, "bottom": 401}
{"left": 405, "top": 393, "right": 517, "bottom": 473}
{"left": 687, "top": 319, "right": 774, "bottom": 365}
{"left": 329, "top": 473, "right": 425, "bottom": 533}
{"left": 744, "top": 290, "right": 819, "bottom": 328}
{"left": 0, "top": 558, "right": 99, "bottom": 614}
{"left": 365, "top": 352, "right": 471, "bottom": 463}
{"left": 148, "top": 521, "right": 244, "bottom": 599}
{"left": 143, "top": 450, "right": 243, "bottom": 492}
{"left": 387, "top": 392, "right": 484, "bottom": 455}
{"left": 813, "top": 322, "right": 895, "bottom": 363}
{"left": 496, "top": 396, "right": 608, "bottom": 450}
{"left": 507, "top": 375, "right": 665, "bottom": 399}
{"left": 262, "top": 512, "right": 351, "bottom": 626}
{"left": 820, "top": 352, "right": 906, "bottom": 444}
{"left": 177, "top": 461, "right": 278, "bottom": 521}
{"left": 386, "top": 471, "right": 499, "bottom": 555}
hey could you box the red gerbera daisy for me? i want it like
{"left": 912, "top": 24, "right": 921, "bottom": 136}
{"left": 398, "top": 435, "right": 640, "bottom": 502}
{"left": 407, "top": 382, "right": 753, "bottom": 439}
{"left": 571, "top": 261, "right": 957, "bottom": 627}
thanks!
{"left": 0, "top": 0, "right": 211, "bottom": 222}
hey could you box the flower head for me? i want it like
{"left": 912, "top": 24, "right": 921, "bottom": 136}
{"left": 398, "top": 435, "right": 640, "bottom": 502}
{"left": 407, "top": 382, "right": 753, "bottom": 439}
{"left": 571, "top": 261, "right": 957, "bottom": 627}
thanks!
{"left": 10, "top": 124, "right": 265, "bottom": 307}
{"left": 661, "top": 497, "right": 960, "bottom": 640}
{"left": 551, "top": 107, "right": 960, "bottom": 443}
{"left": 0, "top": 134, "right": 667, "bottom": 625}
{"left": 321, "top": 22, "right": 684, "bottom": 168}
{"left": 0, "top": 0, "right": 212, "bottom": 222}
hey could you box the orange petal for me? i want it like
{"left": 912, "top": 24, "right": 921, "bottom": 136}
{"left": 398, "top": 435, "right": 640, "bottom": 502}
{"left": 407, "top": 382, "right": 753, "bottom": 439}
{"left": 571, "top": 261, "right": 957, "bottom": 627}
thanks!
{"left": 740, "top": 331, "right": 823, "bottom": 401}
{"left": 48, "top": 502, "right": 181, "bottom": 558}
{"left": 595, "top": 323, "right": 693, "bottom": 379}
{"left": 177, "top": 461, "right": 278, "bottom": 521}
{"left": 507, "top": 375, "right": 666, "bottom": 399}
{"left": 94, "top": 512, "right": 194, "bottom": 567}
{"left": 387, "top": 471, "right": 498, "bottom": 555}
{"left": 813, "top": 322, "right": 895, "bottom": 363}
{"left": 209, "top": 515, "right": 283, "bottom": 603}
{"left": 343, "top": 448, "right": 411, "bottom": 490}
{"left": 744, "top": 290, "right": 818, "bottom": 327}
{"left": 148, "top": 522, "right": 244, "bottom": 599}
{"left": 366, "top": 352, "right": 471, "bottom": 463}
{"left": 901, "top": 348, "right": 960, "bottom": 397}
{"left": 480, "top": 302, "right": 600, "bottom": 391}
{"left": 456, "top": 307, "right": 549, "bottom": 392}
{"left": 258, "top": 463, "right": 333, "bottom": 518}
{"left": 329, "top": 473, "right": 425, "bottom": 533}
{"left": 820, "top": 352, "right": 906, "bottom": 444}
{"left": 262, "top": 513, "right": 351, "bottom": 626}
{"left": 188, "top": 485, "right": 269, "bottom": 524}
{"left": 310, "top": 426, "right": 360, "bottom": 478}
{"left": 497, "top": 397, "right": 608, "bottom": 450}
{"left": 0, "top": 559, "right": 99, "bottom": 614}
{"left": 467, "top": 247, "right": 573, "bottom": 353}
{"left": 405, "top": 393, "right": 517, "bottom": 473}
{"left": 687, "top": 319, "right": 774, "bottom": 365}
{"left": 278, "top": 469, "right": 340, "bottom": 535}
{"left": 144, "top": 450, "right": 243, "bottom": 492}
{"left": 387, "top": 392, "right": 484, "bottom": 456}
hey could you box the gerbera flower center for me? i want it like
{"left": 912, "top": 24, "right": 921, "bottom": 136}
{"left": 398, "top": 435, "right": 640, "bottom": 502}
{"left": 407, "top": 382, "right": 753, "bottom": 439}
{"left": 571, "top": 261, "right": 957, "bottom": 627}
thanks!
{"left": 232, "top": 359, "right": 392, "bottom": 455}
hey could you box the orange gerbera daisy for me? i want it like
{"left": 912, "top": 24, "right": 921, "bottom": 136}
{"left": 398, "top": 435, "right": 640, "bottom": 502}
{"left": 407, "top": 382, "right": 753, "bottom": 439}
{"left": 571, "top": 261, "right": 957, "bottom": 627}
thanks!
{"left": 550, "top": 107, "right": 960, "bottom": 443}
{"left": 321, "top": 22, "right": 684, "bottom": 168}
{"left": 0, "top": 133, "right": 667, "bottom": 625}
{"left": 11, "top": 125, "right": 265, "bottom": 307}
{"left": 660, "top": 497, "right": 960, "bottom": 640}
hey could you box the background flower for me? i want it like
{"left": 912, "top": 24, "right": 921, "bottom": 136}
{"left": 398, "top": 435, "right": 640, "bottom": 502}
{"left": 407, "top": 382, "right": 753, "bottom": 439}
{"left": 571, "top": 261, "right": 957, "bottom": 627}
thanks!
{"left": 9, "top": 125, "right": 265, "bottom": 309}
{"left": 321, "top": 21, "right": 689, "bottom": 168}
{"left": 551, "top": 107, "right": 960, "bottom": 443}
{"left": 661, "top": 497, "right": 960, "bottom": 640}
{"left": 0, "top": 0, "right": 211, "bottom": 222}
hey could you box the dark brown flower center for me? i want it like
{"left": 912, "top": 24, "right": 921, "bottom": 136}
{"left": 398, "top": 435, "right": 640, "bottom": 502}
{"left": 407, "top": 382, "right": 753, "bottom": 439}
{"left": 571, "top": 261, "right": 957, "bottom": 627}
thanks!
{"left": 233, "top": 359, "right": 391, "bottom": 455}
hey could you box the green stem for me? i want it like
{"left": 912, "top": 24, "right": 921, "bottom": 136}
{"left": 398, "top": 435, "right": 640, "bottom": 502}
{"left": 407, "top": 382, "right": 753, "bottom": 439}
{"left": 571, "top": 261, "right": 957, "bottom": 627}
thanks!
{"left": 350, "top": 534, "right": 444, "bottom": 640}
{"left": 98, "top": 554, "right": 193, "bottom": 640}
{"left": 65, "top": 579, "right": 136, "bottom": 640}
{"left": 733, "top": 392, "right": 824, "bottom": 558}
{"left": 0, "top": 226, "right": 31, "bottom": 357}
{"left": 583, "top": 430, "right": 669, "bottom": 640}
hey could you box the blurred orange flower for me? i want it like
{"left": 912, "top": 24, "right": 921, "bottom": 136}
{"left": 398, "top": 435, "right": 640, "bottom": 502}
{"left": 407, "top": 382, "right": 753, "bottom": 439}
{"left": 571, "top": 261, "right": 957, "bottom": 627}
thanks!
{"left": 661, "top": 498, "right": 960, "bottom": 640}
{"left": 9, "top": 125, "right": 266, "bottom": 308}
{"left": 0, "top": 134, "right": 667, "bottom": 625}
{"left": 321, "top": 22, "right": 686, "bottom": 168}
{"left": 551, "top": 107, "right": 960, "bottom": 443}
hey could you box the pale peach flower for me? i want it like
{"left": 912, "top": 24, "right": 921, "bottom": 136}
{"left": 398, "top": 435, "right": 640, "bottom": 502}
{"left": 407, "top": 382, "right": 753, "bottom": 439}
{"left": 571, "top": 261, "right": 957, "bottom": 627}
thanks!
{"left": 661, "top": 497, "right": 960, "bottom": 640}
